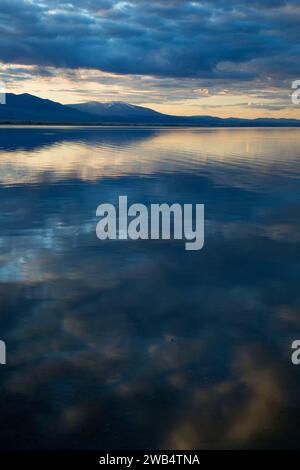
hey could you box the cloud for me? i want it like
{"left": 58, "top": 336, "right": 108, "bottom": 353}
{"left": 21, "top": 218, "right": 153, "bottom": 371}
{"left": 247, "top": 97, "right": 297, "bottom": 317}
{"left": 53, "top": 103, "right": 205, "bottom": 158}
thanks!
{"left": 0, "top": 0, "right": 300, "bottom": 82}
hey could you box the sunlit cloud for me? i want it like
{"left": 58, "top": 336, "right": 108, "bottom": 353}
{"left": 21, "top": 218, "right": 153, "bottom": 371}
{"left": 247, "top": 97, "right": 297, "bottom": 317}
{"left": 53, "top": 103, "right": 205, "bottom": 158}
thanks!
{"left": 1, "top": 1, "right": 300, "bottom": 117}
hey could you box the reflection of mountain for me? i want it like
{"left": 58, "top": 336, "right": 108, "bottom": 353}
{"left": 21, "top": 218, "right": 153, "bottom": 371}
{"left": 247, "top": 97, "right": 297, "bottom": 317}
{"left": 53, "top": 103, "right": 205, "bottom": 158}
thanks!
{"left": 0, "top": 126, "right": 159, "bottom": 152}
{"left": 1, "top": 93, "right": 300, "bottom": 126}
{"left": 1, "top": 127, "right": 299, "bottom": 192}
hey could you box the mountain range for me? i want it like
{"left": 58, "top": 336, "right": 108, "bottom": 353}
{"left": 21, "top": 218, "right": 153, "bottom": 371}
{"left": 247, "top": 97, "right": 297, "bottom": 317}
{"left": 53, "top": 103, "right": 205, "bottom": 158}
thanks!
{"left": 0, "top": 93, "right": 299, "bottom": 127}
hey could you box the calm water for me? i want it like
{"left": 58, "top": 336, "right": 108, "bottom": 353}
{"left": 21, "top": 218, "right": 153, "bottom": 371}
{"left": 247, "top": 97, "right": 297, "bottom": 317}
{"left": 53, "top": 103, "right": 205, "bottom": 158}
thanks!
{"left": 0, "top": 127, "right": 300, "bottom": 449}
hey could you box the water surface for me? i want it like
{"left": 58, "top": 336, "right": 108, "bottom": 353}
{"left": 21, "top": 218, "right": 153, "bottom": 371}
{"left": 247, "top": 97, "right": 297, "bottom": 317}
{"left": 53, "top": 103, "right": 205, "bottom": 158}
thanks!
{"left": 0, "top": 127, "right": 300, "bottom": 449}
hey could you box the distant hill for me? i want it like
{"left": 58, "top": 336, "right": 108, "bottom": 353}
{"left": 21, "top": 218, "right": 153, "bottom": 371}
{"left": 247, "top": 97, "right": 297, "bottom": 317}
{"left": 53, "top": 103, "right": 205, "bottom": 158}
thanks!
{"left": 68, "top": 101, "right": 300, "bottom": 126}
{"left": 0, "top": 93, "right": 300, "bottom": 127}
{"left": 69, "top": 101, "right": 165, "bottom": 120}
{"left": 0, "top": 93, "right": 96, "bottom": 124}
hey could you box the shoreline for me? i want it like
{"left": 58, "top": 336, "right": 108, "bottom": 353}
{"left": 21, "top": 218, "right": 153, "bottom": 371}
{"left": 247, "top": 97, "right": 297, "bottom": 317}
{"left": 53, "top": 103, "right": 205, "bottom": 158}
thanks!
{"left": 1, "top": 123, "right": 300, "bottom": 128}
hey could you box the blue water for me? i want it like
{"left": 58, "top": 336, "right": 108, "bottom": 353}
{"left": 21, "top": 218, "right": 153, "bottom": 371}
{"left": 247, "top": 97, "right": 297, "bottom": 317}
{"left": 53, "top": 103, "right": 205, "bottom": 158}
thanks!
{"left": 0, "top": 126, "right": 300, "bottom": 449}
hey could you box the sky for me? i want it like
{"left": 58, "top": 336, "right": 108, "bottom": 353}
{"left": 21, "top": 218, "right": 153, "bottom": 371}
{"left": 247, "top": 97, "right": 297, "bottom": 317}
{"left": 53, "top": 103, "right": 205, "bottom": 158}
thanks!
{"left": 0, "top": 0, "right": 300, "bottom": 118}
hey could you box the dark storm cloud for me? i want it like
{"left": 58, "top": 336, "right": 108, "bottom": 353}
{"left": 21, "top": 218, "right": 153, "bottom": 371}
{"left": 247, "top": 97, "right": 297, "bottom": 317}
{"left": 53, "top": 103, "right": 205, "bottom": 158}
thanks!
{"left": 0, "top": 0, "right": 299, "bottom": 80}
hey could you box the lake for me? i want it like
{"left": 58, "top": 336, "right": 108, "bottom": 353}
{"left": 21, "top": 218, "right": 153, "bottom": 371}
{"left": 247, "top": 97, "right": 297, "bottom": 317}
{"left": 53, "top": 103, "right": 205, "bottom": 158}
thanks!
{"left": 0, "top": 126, "right": 300, "bottom": 449}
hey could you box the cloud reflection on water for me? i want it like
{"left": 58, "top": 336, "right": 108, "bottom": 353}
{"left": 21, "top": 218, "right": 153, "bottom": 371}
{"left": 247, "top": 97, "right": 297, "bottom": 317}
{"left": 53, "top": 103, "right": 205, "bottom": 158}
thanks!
{"left": 0, "top": 127, "right": 300, "bottom": 449}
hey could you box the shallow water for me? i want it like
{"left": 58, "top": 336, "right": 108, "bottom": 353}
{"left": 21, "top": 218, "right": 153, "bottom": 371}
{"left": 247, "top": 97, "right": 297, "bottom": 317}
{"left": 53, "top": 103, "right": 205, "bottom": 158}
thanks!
{"left": 0, "top": 126, "right": 300, "bottom": 449}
